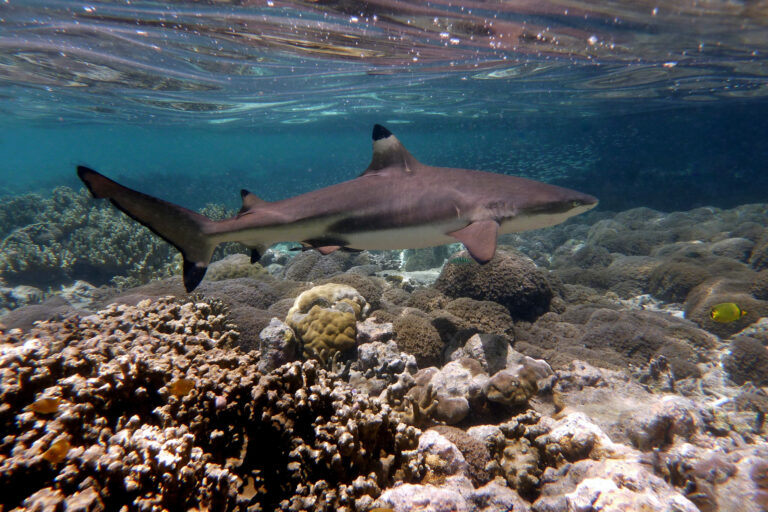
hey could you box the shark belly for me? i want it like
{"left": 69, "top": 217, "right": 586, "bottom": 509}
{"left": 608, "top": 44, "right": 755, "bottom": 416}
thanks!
{"left": 498, "top": 204, "right": 596, "bottom": 234}
{"left": 340, "top": 219, "right": 465, "bottom": 250}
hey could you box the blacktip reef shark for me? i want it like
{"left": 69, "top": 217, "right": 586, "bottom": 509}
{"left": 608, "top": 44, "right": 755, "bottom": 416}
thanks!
{"left": 77, "top": 124, "right": 598, "bottom": 292}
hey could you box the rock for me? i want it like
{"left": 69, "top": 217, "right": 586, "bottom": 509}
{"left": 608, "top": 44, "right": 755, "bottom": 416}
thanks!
{"left": 430, "top": 425, "right": 493, "bottom": 486}
{"left": 0, "top": 284, "right": 45, "bottom": 313}
{"left": 357, "top": 340, "right": 417, "bottom": 378}
{"left": 470, "top": 477, "right": 532, "bottom": 512}
{"left": 485, "top": 365, "right": 539, "bottom": 408}
{"left": 449, "top": 333, "right": 513, "bottom": 375}
{"left": 257, "top": 318, "right": 298, "bottom": 373}
{"left": 59, "top": 280, "right": 98, "bottom": 309}
{"left": 356, "top": 317, "right": 395, "bottom": 344}
{"left": 620, "top": 395, "right": 701, "bottom": 450}
{"left": 712, "top": 448, "right": 768, "bottom": 512}
{"left": 532, "top": 458, "right": 699, "bottom": 512}
{"left": 408, "top": 360, "right": 489, "bottom": 425}
{"left": 63, "top": 486, "right": 104, "bottom": 512}
{"left": 418, "top": 429, "right": 470, "bottom": 477}
{"left": 375, "top": 475, "right": 532, "bottom": 512}
{"left": 259, "top": 247, "right": 292, "bottom": 267}
{"left": 536, "top": 412, "right": 633, "bottom": 462}
{"left": 376, "top": 480, "right": 470, "bottom": 512}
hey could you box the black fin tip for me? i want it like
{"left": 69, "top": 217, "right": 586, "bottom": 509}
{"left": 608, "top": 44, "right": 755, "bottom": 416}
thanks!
{"left": 183, "top": 258, "right": 208, "bottom": 292}
{"left": 372, "top": 124, "right": 392, "bottom": 141}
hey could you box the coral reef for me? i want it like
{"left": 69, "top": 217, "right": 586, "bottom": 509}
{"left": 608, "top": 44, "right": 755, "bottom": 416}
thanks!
{"left": 0, "top": 188, "right": 252, "bottom": 294}
{"left": 0, "top": 297, "right": 421, "bottom": 511}
{"left": 2, "top": 201, "right": 768, "bottom": 512}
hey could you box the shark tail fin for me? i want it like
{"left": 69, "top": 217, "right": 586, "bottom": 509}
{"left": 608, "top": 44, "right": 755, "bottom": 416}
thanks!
{"left": 77, "top": 166, "right": 217, "bottom": 292}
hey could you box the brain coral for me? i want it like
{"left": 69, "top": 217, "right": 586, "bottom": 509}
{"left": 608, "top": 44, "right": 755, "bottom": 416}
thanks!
{"left": 286, "top": 283, "right": 370, "bottom": 364}
{"left": 0, "top": 297, "right": 421, "bottom": 511}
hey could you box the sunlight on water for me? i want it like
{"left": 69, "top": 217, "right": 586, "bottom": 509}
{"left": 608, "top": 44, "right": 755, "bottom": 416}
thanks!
{"left": 0, "top": 0, "right": 767, "bottom": 125}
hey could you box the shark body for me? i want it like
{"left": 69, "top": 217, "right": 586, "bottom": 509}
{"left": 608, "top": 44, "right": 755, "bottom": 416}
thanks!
{"left": 77, "top": 125, "right": 598, "bottom": 292}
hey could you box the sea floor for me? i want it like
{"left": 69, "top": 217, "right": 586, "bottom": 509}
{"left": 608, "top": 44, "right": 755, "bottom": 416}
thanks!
{"left": 1, "top": 202, "right": 767, "bottom": 511}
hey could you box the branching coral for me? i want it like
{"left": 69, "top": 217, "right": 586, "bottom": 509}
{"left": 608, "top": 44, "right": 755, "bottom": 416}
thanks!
{"left": 0, "top": 296, "right": 420, "bottom": 511}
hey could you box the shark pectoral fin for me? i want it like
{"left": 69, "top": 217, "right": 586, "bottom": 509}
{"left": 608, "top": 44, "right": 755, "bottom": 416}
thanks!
{"left": 448, "top": 220, "right": 499, "bottom": 263}
{"left": 316, "top": 245, "right": 342, "bottom": 255}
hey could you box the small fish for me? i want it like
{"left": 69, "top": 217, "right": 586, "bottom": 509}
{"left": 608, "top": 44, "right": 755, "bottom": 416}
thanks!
{"left": 709, "top": 303, "right": 747, "bottom": 323}
{"left": 169, "top": 378, "right": 196, "bottom": 397}
{"left": 42, "top": 438, "right": 71, "bottom": 464}
{"left": 29, "top": 397, "right": 61, "bottom": 414}
{"left": 447, "top": 256, "right": 474, "bottom": 265}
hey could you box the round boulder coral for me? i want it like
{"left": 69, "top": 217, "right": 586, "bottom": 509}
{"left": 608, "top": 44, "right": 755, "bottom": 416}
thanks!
{"left": 286, "top": 283, "right": 370, "bottom": 363}
{"left": 393, "top": 311, "right": 445, "bottom": 368}
{"left": 433, "top": 249, "right": 553, "bottom": 321}
{"left": 723, "top": 336, "right": 768, "bottom": 386}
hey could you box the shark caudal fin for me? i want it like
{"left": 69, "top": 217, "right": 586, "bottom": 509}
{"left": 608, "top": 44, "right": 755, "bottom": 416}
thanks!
{"left": 77, "top": 166, "right": 216, "bottom": 292}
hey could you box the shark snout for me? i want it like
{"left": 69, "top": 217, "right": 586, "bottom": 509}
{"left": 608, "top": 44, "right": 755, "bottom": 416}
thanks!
{"left": 573, "top": 191, "right": 599, "bottom": 209}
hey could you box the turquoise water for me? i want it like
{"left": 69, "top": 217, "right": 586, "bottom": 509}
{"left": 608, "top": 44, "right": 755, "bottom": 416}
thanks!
{"left": 2, "top": 105, "right": 767, "bottom": 212}
{"left": 1, "top": 0, "right": 767, "bottom": 212}
{"left": 1, "top": 0, "right": 767, "bottom": 274}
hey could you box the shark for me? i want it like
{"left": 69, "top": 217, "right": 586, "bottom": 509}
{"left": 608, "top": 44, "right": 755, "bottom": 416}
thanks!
{"left": 77, "top": 124, "right": 598, "bottom": 292}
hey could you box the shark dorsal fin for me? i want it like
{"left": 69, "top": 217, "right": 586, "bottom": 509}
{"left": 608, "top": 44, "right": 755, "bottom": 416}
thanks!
{"left": 239, "top": 189, "right": 267, "bottom": 214}
{"left": 362, "top": 124, "right": 419, "bottom": 176}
